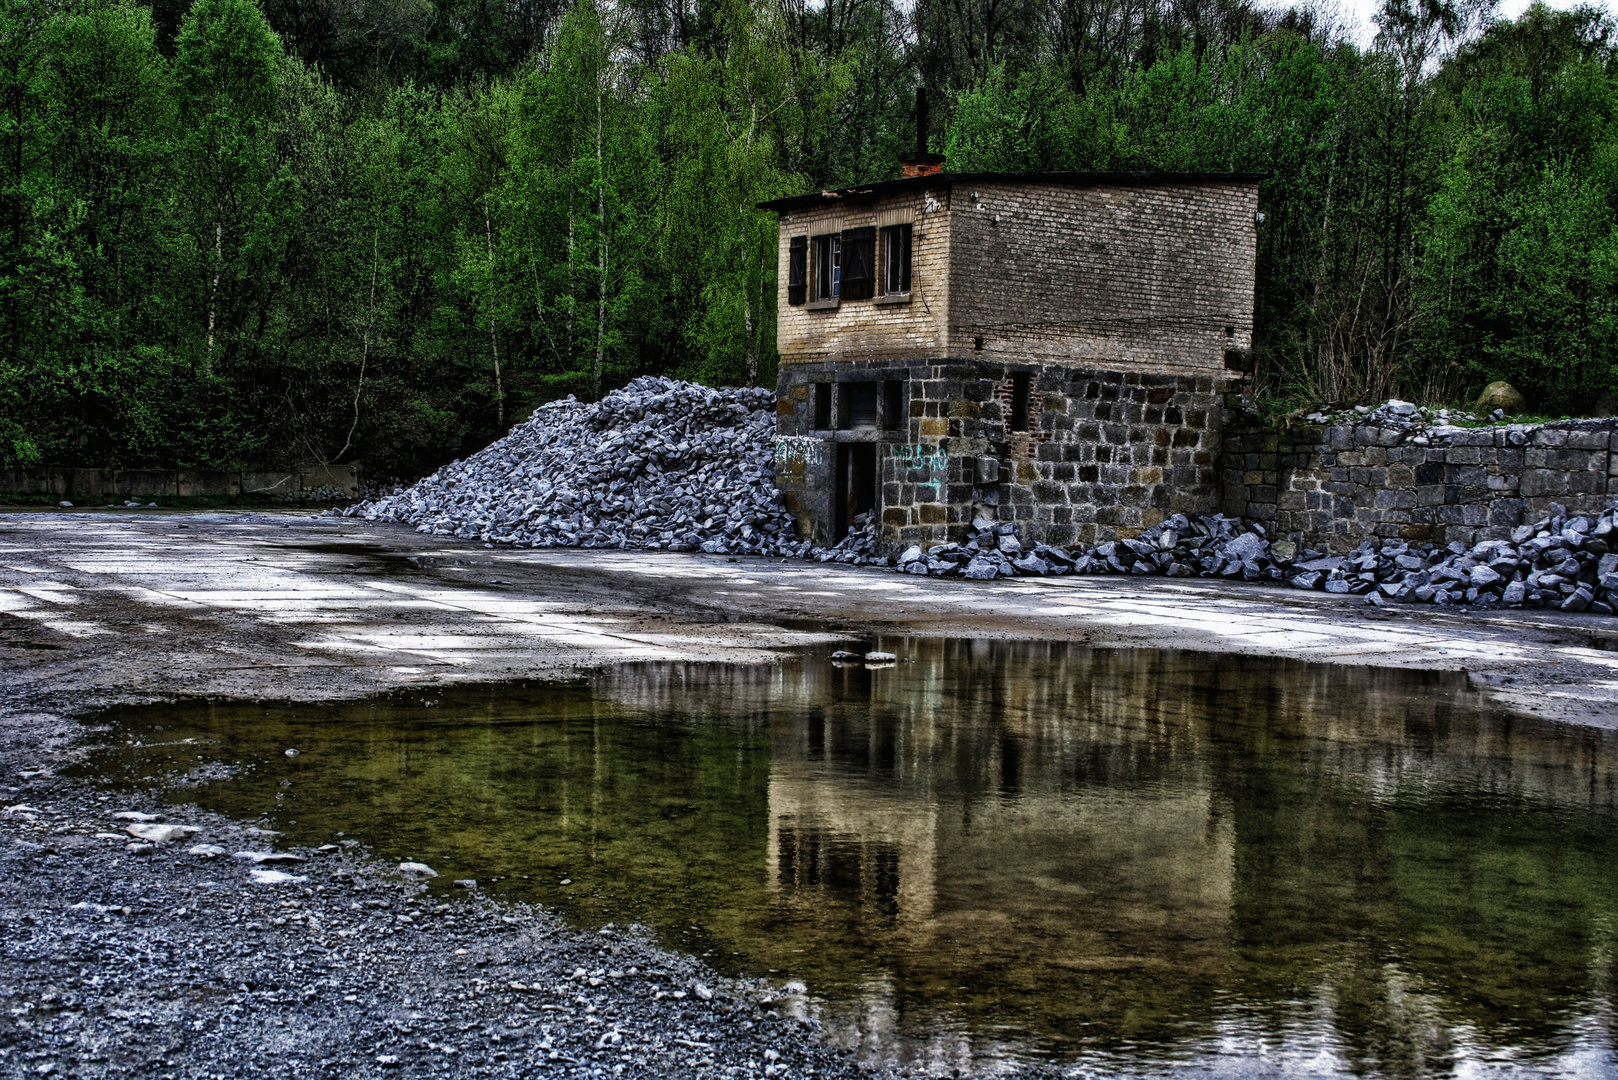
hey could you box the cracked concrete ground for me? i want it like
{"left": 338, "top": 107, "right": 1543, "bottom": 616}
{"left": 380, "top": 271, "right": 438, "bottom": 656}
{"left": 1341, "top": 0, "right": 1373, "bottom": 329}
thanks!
{"left": 4, "top": 508, "right": 1618, "bottom": 1079}
{"left": 4, "top": 509, "right": 1617, "bottom": 727}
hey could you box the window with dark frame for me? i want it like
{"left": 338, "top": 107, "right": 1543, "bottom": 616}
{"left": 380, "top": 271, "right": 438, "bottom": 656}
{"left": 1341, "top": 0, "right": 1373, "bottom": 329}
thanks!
{"left": 881, "top": 224, "right": 912, "bottom": 294}
{"left": 1010, "top": 373, "right": 1031, "bottom": 432}
{"left": 812, "top": 234, "right": 841, "bottom": 300}
{"left": 814, "top": 383, "right": 832, "bottom": 429}
{"left": 787, "top": 235, "right": 807, "bottom": 305}
{"left": 883, "top": 380, "right": 904, "bottom": 429}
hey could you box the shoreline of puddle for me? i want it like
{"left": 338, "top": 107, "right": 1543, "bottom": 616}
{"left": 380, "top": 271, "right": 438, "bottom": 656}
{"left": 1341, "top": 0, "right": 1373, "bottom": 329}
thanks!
{"left": 68, "top": 638, "right": 1618, "bottom": 1078}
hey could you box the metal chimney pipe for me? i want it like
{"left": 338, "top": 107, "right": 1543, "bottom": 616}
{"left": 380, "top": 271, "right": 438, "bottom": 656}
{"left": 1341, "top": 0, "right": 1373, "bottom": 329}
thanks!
{"left": 916, "top": 88, "right": 929, "bottom": 157}
{"left": 900, "top": 87, "right": 945, "bottom": 177}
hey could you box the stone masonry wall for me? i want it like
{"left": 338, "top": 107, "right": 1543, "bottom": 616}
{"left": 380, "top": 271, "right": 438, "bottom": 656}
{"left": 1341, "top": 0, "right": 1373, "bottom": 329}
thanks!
{"left": 948, "top": 180, "right": 1259, "bottom": 379}
{"left": 776, "top": 358, "right": 1232, "bottom": 551}
{"left": 991, "top": 365, "right": 1228, "bottom": 547}
{"left": 1222, "top": 418, "right": 1618, "bottom": 552}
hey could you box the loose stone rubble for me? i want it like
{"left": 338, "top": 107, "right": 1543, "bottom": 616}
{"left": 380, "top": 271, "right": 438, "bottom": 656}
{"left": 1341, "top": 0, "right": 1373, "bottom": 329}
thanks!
{"left": 1294, "top": 397, "right": 1509, "bottom": 433}
{"left": 884, "top": 505, "right": 1618, "bottom": 614}
{"left": 353, "top": 384, "right": 1616, "bottom": 616}
{"left": 350, "top": 377, "right": 805, "bottom": 557}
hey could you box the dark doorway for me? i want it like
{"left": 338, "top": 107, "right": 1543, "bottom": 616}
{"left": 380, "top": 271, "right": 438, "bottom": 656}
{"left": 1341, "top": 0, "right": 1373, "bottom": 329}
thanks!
{"left": 835, "top": 442, "right": 877, "bottom": 539}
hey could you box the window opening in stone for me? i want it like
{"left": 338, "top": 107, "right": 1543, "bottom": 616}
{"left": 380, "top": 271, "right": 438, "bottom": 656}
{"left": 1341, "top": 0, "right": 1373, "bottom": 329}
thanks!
{"left": 814, "top": 383, "right": 832, "bottom": 429}
{"left": 839, "top": 382, "right": 879, "bottom": 430}
{"left": 883, "top": 381, "right": 904, "bottom": 430}
{"left": 882, "top": 224, "right": 912, "bottom": 294}
{"left": 812, "top": 234, "right": 840, "bottom": 300}
{"left": 1010, "top": 373, "right": 1031, "bottom": 432}
{"left": 835, "top": 442, "right": 878, "bottom": 541}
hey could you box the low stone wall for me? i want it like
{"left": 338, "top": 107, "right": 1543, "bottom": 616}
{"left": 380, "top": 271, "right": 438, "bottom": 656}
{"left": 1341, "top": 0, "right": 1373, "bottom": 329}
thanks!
{"left": 0, "top": 463, "right": 361, "bottom": 500}
{"left": 1222, "top": 417, "right": 1618, "bottom": 551}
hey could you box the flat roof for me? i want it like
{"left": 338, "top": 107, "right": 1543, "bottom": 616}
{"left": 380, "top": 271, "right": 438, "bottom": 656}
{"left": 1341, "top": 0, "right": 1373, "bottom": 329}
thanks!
{"left": 756, "top": 171, "right": 1265, "bottom": 213}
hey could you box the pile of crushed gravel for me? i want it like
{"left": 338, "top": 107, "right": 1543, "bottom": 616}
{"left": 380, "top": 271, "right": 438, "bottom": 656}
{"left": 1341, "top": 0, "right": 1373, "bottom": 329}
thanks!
{"left": 349, "top": 378, "right": 804, "bottom": 557}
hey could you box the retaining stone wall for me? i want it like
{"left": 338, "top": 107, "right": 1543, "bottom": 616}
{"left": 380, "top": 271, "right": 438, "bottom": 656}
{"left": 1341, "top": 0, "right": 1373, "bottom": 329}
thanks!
{"left": 0, "top": 464, "right": 360, "bottom": 500}
{"left": 1221, "top": 417, "right": 1618, "bottom": 551}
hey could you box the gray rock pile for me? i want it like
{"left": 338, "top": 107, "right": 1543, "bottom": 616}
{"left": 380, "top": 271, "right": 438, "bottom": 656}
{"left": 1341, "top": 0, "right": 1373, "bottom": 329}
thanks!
{"left": 890, "top": 504, "right": 1618, "bottom": 613}
{"left": 348, "top": 378, "right": 803, "bottom": 557}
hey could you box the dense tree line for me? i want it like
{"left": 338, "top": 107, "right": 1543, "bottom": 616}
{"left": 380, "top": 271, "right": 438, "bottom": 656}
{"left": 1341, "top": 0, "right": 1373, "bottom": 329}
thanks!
{"left": 0, "top": 0, "right": 1613, "bottom": 474}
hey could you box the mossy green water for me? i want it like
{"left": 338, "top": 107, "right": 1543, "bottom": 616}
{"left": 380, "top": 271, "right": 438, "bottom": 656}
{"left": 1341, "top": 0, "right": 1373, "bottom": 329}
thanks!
{"left": 83, "top": 642, "right": 1618, "bottom": 1075}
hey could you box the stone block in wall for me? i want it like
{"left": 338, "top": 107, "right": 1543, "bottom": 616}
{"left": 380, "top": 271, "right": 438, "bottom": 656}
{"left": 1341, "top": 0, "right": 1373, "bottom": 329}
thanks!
{"left": 1567, "top": 429, "right": 1612, "bottom": 451}
{"left": 1519, "top": 470, "right": 1567, "bottom": 497}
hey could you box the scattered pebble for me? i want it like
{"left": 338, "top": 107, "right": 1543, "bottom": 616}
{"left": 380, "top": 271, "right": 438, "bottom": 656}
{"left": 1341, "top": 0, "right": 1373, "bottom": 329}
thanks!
{"left": 124, "top": 823, "right": 199, "bottom": 843}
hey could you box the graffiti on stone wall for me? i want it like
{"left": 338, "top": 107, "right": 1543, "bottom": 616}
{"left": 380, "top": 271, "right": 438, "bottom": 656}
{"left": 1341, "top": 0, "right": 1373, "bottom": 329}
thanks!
{"left": 775, "top": 436, "right": 826, "bottom": 482}
{"left": 890, "top": 443, "right": 949, "bottom": 499}
{"left": 890, "top": 443, "right": 948, "bottom": 473}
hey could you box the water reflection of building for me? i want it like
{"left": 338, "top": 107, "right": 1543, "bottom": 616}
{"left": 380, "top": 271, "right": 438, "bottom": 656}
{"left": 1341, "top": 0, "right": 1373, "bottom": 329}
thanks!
{"left": 600, "top": 642, "right": 1618, "bottom": 1071}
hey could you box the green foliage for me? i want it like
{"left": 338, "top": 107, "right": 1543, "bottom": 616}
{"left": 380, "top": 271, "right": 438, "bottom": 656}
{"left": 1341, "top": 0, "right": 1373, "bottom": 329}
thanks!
{"left": 0, "top": 0, "right": 1615, "bottom": 474}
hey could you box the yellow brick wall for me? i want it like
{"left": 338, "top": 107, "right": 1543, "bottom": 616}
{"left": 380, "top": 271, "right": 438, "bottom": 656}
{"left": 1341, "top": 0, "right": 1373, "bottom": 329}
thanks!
{"left": 774, "top": 188, "right": 954, "bottom": 364}
{"left": 771, "top": 178, "right": 1259, "bottom": 379}
{"left": 947, "top": 180, "right": 1259, "bottom": 377}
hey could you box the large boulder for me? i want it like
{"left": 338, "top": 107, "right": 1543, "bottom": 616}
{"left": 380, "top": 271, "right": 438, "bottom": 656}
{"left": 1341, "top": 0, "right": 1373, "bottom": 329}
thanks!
{"left": 1474, "top": 381, "right": 1526, "bottom": 415}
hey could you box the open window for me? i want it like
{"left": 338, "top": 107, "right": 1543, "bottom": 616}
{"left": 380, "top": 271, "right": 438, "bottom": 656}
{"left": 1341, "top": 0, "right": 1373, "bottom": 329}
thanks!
{"left": 813, "top": 382, "right": 832, "bottom": 429}
{"left": 1009, "top": 373, "right": 1031, "bottom": 432}
{"left": 838, "top": 382, "right": 879, "bottom": 430}
{"left": 787, "top": 235, "right": 807, "bottom": 305}
{"left": 883, "top": 380, "right": 904, "bottom": 430}
{"left": 881, "top": 224, "right": 911, "bottom": 295}
{"left": 811, "top": 234, "right": 840, "bottom": 301}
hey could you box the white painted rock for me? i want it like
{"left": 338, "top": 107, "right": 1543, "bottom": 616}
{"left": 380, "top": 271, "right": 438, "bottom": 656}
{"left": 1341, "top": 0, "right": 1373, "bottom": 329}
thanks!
{"left": 248, "top": 869, "right": 308, "bottom": 885}
{"left": 112, "top": 811, "right": 162, "bottom": 822}
{"left": 124, "top": 823, "right": 199, "bottom": 843}
{"left": 187, "top": 844, "right": 227, "bottom": 858}
{"left": 233, "top": 851, "right": 304, "bottom": 864}
{"left": 399, "top": 861, "right": 438, "bottom": 878}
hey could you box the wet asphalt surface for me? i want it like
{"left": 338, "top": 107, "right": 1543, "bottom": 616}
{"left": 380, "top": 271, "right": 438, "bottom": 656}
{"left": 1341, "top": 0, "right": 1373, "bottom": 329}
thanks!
{"left": 6, "top": 509, "right": 1618, "bottom": 1079}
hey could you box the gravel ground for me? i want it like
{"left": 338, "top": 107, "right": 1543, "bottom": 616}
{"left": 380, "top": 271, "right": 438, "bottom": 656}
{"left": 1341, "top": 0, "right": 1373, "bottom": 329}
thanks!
{"left": 0, "top": 771, "right": 877, "bottom": 1080}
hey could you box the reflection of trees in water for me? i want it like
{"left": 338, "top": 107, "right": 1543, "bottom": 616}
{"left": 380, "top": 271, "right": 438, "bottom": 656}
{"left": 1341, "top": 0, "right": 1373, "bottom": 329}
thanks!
{"left": 603, "top": 642, "right": 1618, "bottom": 1068}
{"left": 94, "top": 644, "right": 1618, "bottom": 1074}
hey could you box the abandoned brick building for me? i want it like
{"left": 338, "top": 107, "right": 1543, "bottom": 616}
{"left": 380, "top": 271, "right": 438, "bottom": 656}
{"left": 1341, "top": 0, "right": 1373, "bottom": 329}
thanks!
{"left": 760, "top": 160, "right": 1262, "bottom": 551}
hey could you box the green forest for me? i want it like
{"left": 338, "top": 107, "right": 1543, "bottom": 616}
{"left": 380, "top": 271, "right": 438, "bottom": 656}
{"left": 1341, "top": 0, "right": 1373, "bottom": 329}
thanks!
{"left": 0, "top": 0, "right": 1614, "bottom": 475}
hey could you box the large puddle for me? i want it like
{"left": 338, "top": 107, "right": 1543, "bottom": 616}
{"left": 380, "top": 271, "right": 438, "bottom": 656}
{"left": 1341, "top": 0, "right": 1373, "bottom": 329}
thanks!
{"left": 83, "top": 641, "right": 1618, "bottom": 1077}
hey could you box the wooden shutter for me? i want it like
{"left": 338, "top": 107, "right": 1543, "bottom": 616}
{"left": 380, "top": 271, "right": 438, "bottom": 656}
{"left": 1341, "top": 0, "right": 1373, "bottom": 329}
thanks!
{"left": 787, "top": 235, "right": 807, "bottom": 305}
{"left": 840, "top": 226, "right": 875, "bottom": 300}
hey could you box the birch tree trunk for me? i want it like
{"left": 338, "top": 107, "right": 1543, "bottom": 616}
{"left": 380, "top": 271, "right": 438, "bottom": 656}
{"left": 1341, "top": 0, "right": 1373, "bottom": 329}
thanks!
{"left": 484, "top": 196, "right": 504, "bottom": 430}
